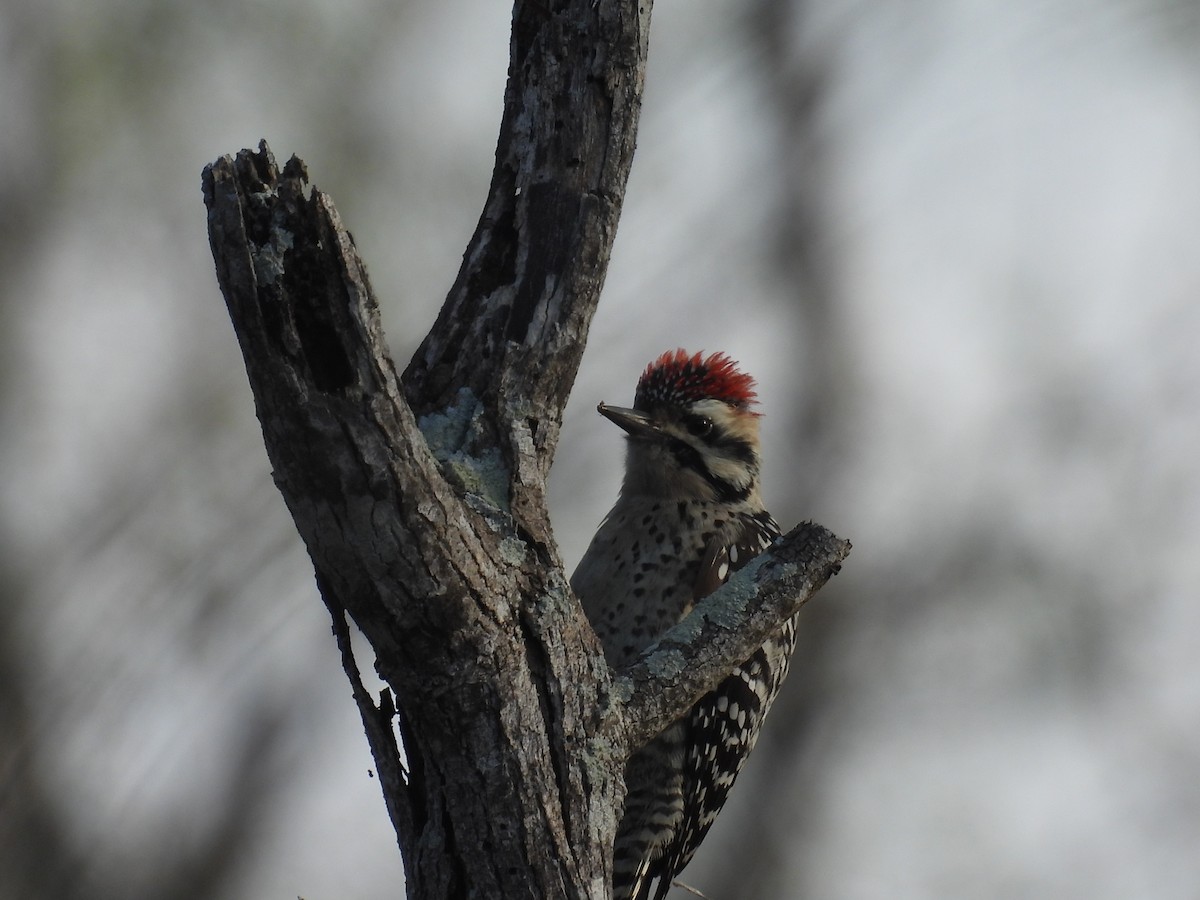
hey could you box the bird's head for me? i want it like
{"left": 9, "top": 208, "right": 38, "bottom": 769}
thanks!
{"left": 599, "top": 349, "right": 764, "bottom": 504}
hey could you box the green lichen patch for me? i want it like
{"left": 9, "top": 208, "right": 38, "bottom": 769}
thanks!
{"left": 418, "top": 387, "right": 512, "bottom": 513}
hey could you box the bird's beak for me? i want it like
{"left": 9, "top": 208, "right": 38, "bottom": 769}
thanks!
{"left": 597, "top": 403, "right": 661, "bottom": 439}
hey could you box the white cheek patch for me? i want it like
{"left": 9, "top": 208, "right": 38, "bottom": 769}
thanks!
{"left": 702, "top": 453, "right": 752, "bottom": 490}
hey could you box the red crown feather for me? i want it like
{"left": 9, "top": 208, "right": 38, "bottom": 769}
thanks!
{"left": 634, "top": 349, "right": 759, "bottom": 411}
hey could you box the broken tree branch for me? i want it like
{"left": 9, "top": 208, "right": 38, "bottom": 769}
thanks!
{"left": 613, "top": 521, "right": 850, "bottom": 755}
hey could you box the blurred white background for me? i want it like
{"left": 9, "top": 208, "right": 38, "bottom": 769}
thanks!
{"left": 2, "top": 1, "right": 1198, "bottom": 898}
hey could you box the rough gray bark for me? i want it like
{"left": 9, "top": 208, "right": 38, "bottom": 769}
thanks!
{"left": 201, "top": 2, "right": 850, "bottom": 897}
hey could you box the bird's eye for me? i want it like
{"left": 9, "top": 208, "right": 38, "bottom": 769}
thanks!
{"left": 685, "top": 415, "right": 714, "bottom": 437}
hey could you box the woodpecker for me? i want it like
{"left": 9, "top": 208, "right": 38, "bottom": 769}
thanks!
{"left": 571, "top": 349, "right": 797, "bottom": 900}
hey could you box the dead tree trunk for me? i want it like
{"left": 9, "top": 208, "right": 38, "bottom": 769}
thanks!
{"left": 201, "top": 2, "right": 849, "bottom": 897}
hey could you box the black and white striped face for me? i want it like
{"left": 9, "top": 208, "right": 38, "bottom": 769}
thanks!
{"left": 598, "top": 397, "right": 762, "bottom": 505}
